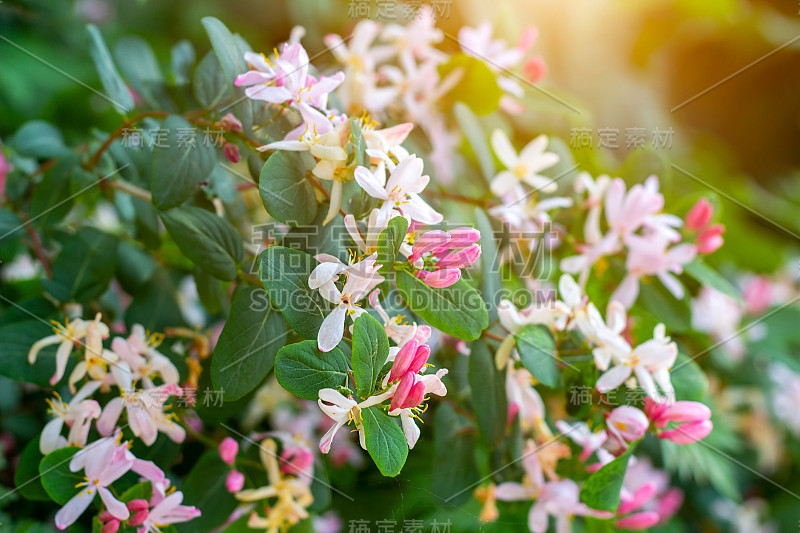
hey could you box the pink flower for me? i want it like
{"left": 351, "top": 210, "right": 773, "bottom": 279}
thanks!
{"left": 226, "top": 469, "right": 245, "bottom": 493}
{"left": 389, "top": 372, "right": 425, "bottom": 411}
{"left": 55, "top": 438, "right": 133, "bottom": 529}
{"left": 410, "top": 227, "right": 481, "bottom": 288}
{"left": 616, "top": 511, "right": 661, "bottom": 530}
{"left": 219, "top": 436, "right": 238, "bottom": 466}
{"left": 139, "top": 489, "right": 201, "bottom": 530}
{"left": 235, "top": 45, "right": 344, "bottom": 111}
{"left": 280, "top": 447, "right": 314, "bottom": 476}
{"left": 415, "top": 268, "right": 461, "bottom": 288}
{"left": 388, "top": 339, "right": 430, "bottom": 382}
{"left": 606, "top": 406, "right": 649, "bottom": 448}
{"left": 697, "top": 224, "right": 724, "bottom": 254}
{"left": 644, "top": 397, "right": 713, "bottom": 444}
{"left": 743, "top": 276, "right": 772, "bottom": 314}
{"left": 684, "top": 198, "right": 713, "bottom": 231}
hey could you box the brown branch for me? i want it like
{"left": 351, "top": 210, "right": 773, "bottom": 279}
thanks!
{"left": 86, "top": 111, "right": 170, "bottom": 171}
{"left": 24, "top": 223, "right": 51, "bottom": 278}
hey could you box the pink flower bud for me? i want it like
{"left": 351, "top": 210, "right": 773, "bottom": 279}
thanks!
{"left": 615, "top": 511, "right": 660, "bottom": 531}
{"left": 128, "top": 510, "right": 149, "bottom": 527}
{"left": 607, "top": 406, "right": 649, "bottom": 443}
{"left": 507, "top": 402, "right": 520, "bottom": 427}
{"left": 523, "top": 56, "right": 547, "bottom": 83}
{"left": 389, "top": 339, "right": 419, "bottom": 382}
{"left": 435, "top": 243, "right": 481, "bottom": 269}
{"left": 684, "top": 198, "right": 713, "bottom": 231}
{"left": 431, "top": 227, "right": 480, "bottom": 255}
{"left": 218, "top": 112, "right": 243, "bottom": 132}
{"left": 98, "top": 511, "right": 115, "bottom": 523}
{"left": 219, "top": 437, "right": 238, "bottom": 466}
{"left": 390, "top": 372, "right": 415, "bottom": 411}
{"left": 225, "top": 469, "right": 245, "bottom": 493}
{"left": 280, "top": 447, "right": 314, "bottom": 476}
{"left": 416, "top": 268, "right": 461, "bottom": 288}
{"left": 126, "top": 499, "right": 149, "bottom": 513}
{"left": 743, "top": 276, "right": 771, "bottom": 314}
{"left": 696, "top": 224, "right": 724, "bottom": 254}
{"left": 407, "top": 344, "right": 430, "bottom": 375}
{"left": 402, "top": 380, "right": 425, "bottom": 410}
{"left": 659, "top": 419, "right": 713, "bottom": 444}
{"left": 663, "top": 401, "right": 711, "bottom": 425}
{"left": 618, "top": 482, "right": 657, "bottom": 514}
{"left": 643, "top": 397, "right": 670, "bottom": 428}
{"left": 223, "top": 143, "right": 241, "bottom": 163}
{"left": 101, "top": 520, "right": 120, "bottom": 533}
{"left": 410, "top": 230, "right": 450, "bottom": 262}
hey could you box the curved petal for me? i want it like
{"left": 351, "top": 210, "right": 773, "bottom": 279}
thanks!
{"left": 55, "top": 487, "right": 96, "bottom": 529}
{"left": 491, "top": 129, "right": 518, "bottom": 169}
{"left": 98, "top": 486, "right": 130, "bottom": 520}
{"left": 318, "top": 304, "right": 347, "bottom": 352}
{"left": 596, "top": 365, "right": 632, "bottom": 393}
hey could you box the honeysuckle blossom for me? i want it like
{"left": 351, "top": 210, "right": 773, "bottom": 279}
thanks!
{"left": 381, "top": 6, "right": 445, "bottom": 63}
{"left": 28, "top": 313, "right": 109, "bottom": 386}
{"left": 389, "top": 368, "right": 448, "bottom": 449}
{"left": 506, "top": 366, "right": 548, "bottom": 436}
{"left": 494, "top": 297, "right": 570, "bottom": 370}
{"left": 595, "top": 321, "right": 678, "bottom": 402}
{"left": 767, "top": 362, "right": 800, "bottom": 436}
{"left": 644, "top": 397, "right": 713, "bottom": 444}
{"left": 489, "top": 130, "right": 559, "bottom": 197}
{"left": 97, "top": 380, "right": 185, "bottom": 446}
{"left": 409, "top": 227, "right": 481, "bottom": 288}
{"left": 55, "top": 437, "right": 133, "bottom": 529}
{"left": 310, "top": 252, "right": 384, "bottom": 352}
{"left": 612, "top": 233, "right": 697, "bottom": 307}
{"left": 555, "top": 421, "right": 613, "bottom": 467}
{"left": 40, "top": 381, "right": 102, "bottom": 454}
{"left": 605, "top": 405, "right": 649, "bottom": 451}
{"left": 219, "top": 436, "right": 239, "bottom": 465}
{"left": 235, "top": 45, "right": 344, "bottom": 111}
{"left": 137, "top": 488, "right": 201, "bottom": 532}
{"left": 236, "top": 438, "right": 313, "bottom": 533}
{"left": 324, "top": 21, "right": 396, "bottom": 114}
{"left": 495, "top": 441, "right": 612, "bottom": 533}
{"left": 316, "top": 388, "right": 394, "bottom": 453}
{"left": 111, "top": 324, "right": 179, "bottom": 387}
{"left": 353, "top": 155, "right": 443, "bottom": 225}
{"left": 574, "top": 172, "right": 611, "bottom": 244}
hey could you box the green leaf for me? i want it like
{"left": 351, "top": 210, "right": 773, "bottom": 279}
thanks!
{"left": 468, "top": 340, "right": 507, "bottom": 449}
{"left": 351, "top": 313, "right": 389, "bottom": 399}
{"left": 437, "top": 53, "right": 502, "bottom": 115}
{"left": 636, "top": 279, "right": 692, "bottom": 332}
{"left": 430, "top": 403, "right": 480, "bottom": 505}
{"left": 150, "top": 115, "right": 217, "bottom": 209}
{"left": 175, "top": 452, "right": 238, "bottom": 533}
{"left": 360, "top": 406, "right": 408, "bottom": 477}
{"left": 376, "top": 217, "right": 408, "bottom": 273}
{"left": 39, "top": 447, "right": 82, "bottom": 505}
{"left": 579, "top": 441, "right": 637, "bottom": 512}
{"left": 454, "top": 103, "right": 495, "bottom": 182}
{"left": 259, "top": 151, "right": 318, "bottom": 226}
{"left": 258, "top": 246, "right": 327, "bottom": 339}
{"left": 194, "top": 267, "right": 228, "bottom": 315}
{"left": 212, "top": 286, "right": 287, "bottom": 401}
{"left": 14, "top": 438, "right": 49, "bottom": 501}
{"left": 160, "top": 206, "right": 243, "bottom": 281}
{"left": 86, "top": 24, "right": 134, "bottom": 114}
{"left": 396, "top": 270, "right": 488, "bottom": 341}
{"left": 171, "top": 40, "right": 196, "bottom": 86}
{"left": 684, "top": 258, "right": 741, "bottom": 302}
{"left": 515, "top": 325, "right": 560, "bottom": 388}
{"left": 193, "top": 51, "right": 228, "bottom": 108}
{"left": 42, "top": 227, "right": 117, "bottom": 303}
{"left": 29, "top": 152, "right": 80, "bottom": 227}
{"left": 475, "top": 208, "right": 500, "bottom": 323}
{"left": 201, "top": 17, "right": 254, "bottom": 135}
{"left": 671, "top": 353, "right": 708, "bottom": 401}
{"left": 125, "top": 269, "right": 185, "bottom": 332}
{"left": 119, "top": 481, "right": 152, "bottom": 503}
{"left": 116, "top": 241, "right": 157, "bottom": 293}
{"left": 113, "top": 36, "right": 171, "bottom": 110}
{"left": 348, "top": 118, "right": 368, "bottom": 167}
{"left": 274, "top": 340, "right": 349, "bottom": 400}
{"left": 11, "top": 120, "right": 67, "bottom": 159}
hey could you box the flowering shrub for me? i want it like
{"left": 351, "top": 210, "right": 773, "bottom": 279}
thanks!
{"left": 0, "top": 6, "right": 797, "bottom": 533}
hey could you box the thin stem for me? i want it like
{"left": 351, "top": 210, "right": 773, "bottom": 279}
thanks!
{"left": 87, "top": 111, "right": 169, "bottom": 170}
{"left": 105, "top": 179, "right": 152, "bottom": 202}
{"left": 24, "top": 223, "right": 51, "bottom": 278}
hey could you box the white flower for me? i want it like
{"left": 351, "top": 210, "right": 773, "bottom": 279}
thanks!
{"left": 309, "top": 253, "right": 385, "bottom": 352}
{"left": 490, "top": 130, "right": 559, "bottom": 197}
{"left": 317, "top": 388, "right": 394, "bottom": 452}
{"left": 353, "top": 155, "right": 442, "bottom": 225}
{"left": 40, "top": 381, "right": 102, "bottom": 454}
